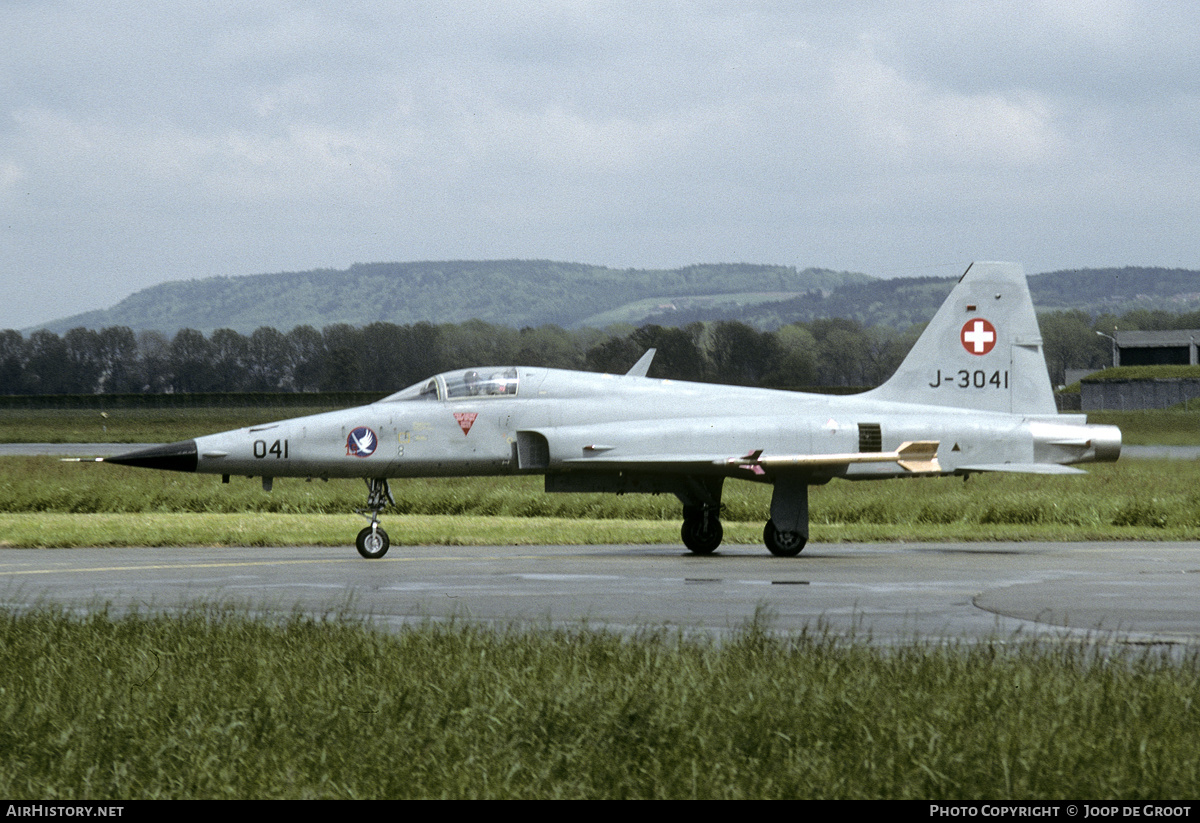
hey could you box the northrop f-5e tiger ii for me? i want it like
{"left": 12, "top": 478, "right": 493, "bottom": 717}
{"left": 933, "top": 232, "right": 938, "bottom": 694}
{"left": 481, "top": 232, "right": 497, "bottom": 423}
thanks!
{"left": 99, "top": 262, "right": 1121, "bottom": 558}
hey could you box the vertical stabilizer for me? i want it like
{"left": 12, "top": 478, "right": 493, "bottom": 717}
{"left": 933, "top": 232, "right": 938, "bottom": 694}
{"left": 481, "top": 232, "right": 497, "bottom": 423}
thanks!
{"left": 865, "top": 262, "right": 1056, "bottom": 415}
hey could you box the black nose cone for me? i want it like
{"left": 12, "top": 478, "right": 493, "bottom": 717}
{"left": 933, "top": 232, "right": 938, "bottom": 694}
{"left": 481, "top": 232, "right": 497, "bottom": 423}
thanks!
{"left": 105, "top": 440, "right": 198, "bottom": 472}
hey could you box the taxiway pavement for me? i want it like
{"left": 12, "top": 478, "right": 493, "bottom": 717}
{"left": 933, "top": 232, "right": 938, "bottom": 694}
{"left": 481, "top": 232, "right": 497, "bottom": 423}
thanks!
{"left": 1, "top": 541, "right": 1197, "bottom": 644}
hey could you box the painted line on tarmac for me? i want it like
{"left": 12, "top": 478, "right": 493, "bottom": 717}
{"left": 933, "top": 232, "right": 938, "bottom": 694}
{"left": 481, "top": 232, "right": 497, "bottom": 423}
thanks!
{"left": 0, "top": 554, "right": 548, "bottom": 576}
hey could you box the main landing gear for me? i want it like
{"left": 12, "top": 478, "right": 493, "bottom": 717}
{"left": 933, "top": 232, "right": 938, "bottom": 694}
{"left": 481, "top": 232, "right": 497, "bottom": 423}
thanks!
{"left": 677, "top": 475, "right": 810, "bottom": 557}
{"left": 681, "top": 504, "right": 723, "bottom": 555}
{"left": 762, "top": 519, "right": 807, "bottom": 557}
{"left": 355, "top": 478, "right": 394, "bottom": 559}
{"left": 762, "top": 476, "right": 809, "bottom": 557}
{"left": 674, "top": 477, "right": 726, "bottom": 556}
{"left": 681, "top": 512, "right": 808, "bottom": 557}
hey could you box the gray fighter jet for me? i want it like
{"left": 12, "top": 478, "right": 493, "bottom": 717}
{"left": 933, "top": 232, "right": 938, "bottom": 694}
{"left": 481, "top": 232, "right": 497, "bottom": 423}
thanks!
{"left": 101, "top": 262, "right": 1120, "bottom": 558}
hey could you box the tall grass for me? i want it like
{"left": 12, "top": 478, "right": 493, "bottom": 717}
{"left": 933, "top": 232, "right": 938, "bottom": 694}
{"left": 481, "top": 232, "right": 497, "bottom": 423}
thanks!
{"left": 1, "top": 609, "right": 1196, "bottom": 799}
{"left": 1088, "top": 409, "right": 1200, "bottom": 446}
{"left": 0, "top": 406, "right": 338, "bottom": 444}
{"left": 0, "top": 512, "right": 707, "bottom": 548}
{"left": 4, "top": 457, "right": 1199, "bottom": 535}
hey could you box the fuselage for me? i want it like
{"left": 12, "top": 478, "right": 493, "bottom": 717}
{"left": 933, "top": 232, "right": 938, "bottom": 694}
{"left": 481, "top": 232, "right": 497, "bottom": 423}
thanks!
{"left": 177, "top": 366, "right": 1119, "bottom": 484}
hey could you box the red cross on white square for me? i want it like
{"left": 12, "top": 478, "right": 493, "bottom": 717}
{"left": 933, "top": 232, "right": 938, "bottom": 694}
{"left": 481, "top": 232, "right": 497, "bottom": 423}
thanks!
{"left": 960, "top": 318, "right": 996, "bottom": 355}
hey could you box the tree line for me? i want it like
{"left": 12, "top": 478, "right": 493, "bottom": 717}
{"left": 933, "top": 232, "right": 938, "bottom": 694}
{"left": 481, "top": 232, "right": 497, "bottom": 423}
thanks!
{"left": 0, "top": 308, "right": 1181, "bottom": 396}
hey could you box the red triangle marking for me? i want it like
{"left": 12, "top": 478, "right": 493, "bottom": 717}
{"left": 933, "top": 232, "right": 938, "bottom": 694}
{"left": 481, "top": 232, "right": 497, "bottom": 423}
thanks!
{"left": 453, "top": 412, "right": 478, "bottom": 436}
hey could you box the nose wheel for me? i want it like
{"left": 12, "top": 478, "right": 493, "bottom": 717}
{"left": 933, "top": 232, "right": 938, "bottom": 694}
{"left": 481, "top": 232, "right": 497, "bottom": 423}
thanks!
{"left": 356, "top": 525, "right": 390, "bottom": 559}
{"left": 355, "top": 478, "right": 394, "bottom": 559}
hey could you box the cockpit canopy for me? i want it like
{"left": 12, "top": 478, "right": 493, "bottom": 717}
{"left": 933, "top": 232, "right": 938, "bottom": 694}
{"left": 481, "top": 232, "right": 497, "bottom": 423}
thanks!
{"left": 379, "top": 368, "right": 521, "bottom": 403}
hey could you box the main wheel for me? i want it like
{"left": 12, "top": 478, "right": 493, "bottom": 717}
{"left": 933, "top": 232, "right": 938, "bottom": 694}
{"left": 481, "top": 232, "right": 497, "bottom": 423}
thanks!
{"left": 681, "top": 517, "right": 723, "bottom": 555}
{"left": 763, "top": 520, "right": 806, "bottom": 557}
{"left": 356, "top": 526, "right": 390, "bottom": 559}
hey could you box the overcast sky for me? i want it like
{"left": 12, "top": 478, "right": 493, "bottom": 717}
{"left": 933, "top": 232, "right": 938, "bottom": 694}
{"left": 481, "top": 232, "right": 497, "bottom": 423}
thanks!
{"left": 3, "top": 1, "right": 1199, "bottom": 331}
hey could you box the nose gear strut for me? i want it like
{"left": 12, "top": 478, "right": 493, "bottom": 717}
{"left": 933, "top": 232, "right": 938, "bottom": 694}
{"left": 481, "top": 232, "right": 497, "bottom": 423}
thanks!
{"left": 355, "top": 478, "right": 394, "bottom": 558}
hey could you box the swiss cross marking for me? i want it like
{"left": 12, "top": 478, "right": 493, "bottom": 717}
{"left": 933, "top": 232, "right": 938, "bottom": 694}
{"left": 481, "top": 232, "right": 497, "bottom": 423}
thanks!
{"left": 960, "top": 319, "right": 997, "bottom": 355}
{"left": 453, "top": 412, "right": 478, "bottom": 436}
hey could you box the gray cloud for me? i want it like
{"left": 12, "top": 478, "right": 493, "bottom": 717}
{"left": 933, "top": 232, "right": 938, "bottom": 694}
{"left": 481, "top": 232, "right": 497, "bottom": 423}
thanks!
{"left": 3, "top": 1, "right": 1199, "bottom": 330}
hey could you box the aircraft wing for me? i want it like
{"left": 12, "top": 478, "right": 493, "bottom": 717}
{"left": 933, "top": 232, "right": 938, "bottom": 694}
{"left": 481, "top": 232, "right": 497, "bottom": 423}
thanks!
{"left": 561, "top": 453, "right": 740, "bottom": 469}
{"left": 562, "top": 441, "right": 941, "bottom": 475}
{"left": 955, "top": 463, "right": 1087, "bottom": 475}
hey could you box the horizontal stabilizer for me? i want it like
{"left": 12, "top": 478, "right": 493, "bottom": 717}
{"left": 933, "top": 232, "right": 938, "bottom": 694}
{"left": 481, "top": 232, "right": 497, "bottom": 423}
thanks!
{"left": 729, "top": 440, "right": 941, "bottom": 474}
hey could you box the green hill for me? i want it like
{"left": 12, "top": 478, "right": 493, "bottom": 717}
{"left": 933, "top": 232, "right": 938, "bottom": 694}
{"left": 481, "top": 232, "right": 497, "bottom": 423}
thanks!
{"left": 32, "top": 261, "right": 1200, "bottom": 335}
{"left": 39, "top": 261, "right": 863, "bottom": 335}
{"left": 651, "top": 268, "right": 1200, "bottom": 330}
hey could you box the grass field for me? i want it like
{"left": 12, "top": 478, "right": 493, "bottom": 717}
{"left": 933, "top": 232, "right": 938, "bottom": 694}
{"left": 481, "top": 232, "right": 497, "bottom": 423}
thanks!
{"left": 2, "top": 608, "right": 1197, "bottom": 800}
{"left": 1088, "top": 409, "right": 1200, "bottom": 446}
{"left": 3, "top": 406, "right": 1198, "bottom": 800}
{"left": 2, "top": 454, "right": 1198, "bottom": 546}
{"left": 2, "top": 405, "right": 1195, "bottom": 548}
{"left": 0, "top": 406, "right": 338, "bottom": 444}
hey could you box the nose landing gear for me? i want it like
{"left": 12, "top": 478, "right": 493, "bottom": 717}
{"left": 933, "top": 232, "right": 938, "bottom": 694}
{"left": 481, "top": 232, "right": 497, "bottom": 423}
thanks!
{"left": 355, "top": 478, "right": 394, "bottom": 559}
